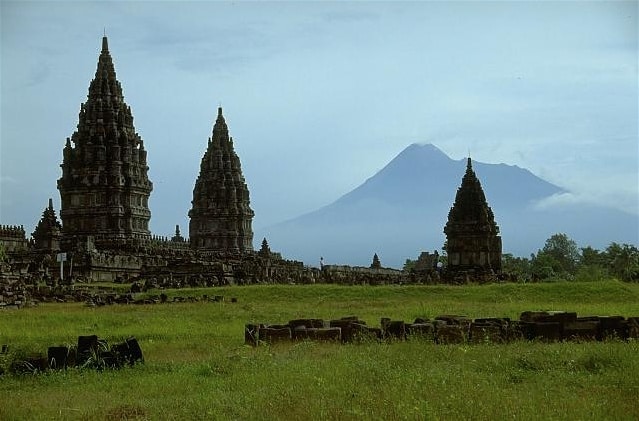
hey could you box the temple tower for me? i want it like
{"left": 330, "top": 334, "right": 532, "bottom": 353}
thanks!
{"left": 444, "top": 158, "right": 502, "bottom": 273}
{"left": 31, "top": 198, "right": 63, "bottom": 252}
{"left": 189, "top": 107, "right": 254, "bottom": 253}
{"left": 57, "top": 36, "right": 152, "bottom": 250}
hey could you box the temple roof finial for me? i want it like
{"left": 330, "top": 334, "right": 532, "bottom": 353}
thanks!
{"left": 48, "top": 198, "right": 53, "bottom": 210}
{"left": 218, "top": 106, "right": 223, "bottom": 117}
{"left": 102, "top": 34, "right": 109, "bottom": 53}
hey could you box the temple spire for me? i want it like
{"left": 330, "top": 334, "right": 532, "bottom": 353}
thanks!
{"left": 58, "top": 35, "right": 153, "bottom": 249}
{"left": 189, "top": 108, "right": 254, "bottom": 253}
{"left": 444, "top": 156, "right": 502, "bottom": 275}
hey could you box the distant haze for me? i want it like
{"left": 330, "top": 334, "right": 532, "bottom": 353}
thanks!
{"left": 1, "top": 2, "right": 637, "bottom": 254}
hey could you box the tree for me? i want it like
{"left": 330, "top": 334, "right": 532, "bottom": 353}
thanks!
{"left": 537, "top": 233, "right": 580, "bottom": 275}
{"left": 575, "top": 245, "right": 608, "bottom": 281}
{"left": 501, "top": 253, "right": 531, "bottom": 281}
{"left": 530, "top": 251, "right": 558, "bottom": 280}
{"left": 605, "top": 243, "right": 639, "bottom": 282}
{"left": 580, "top": 246, "right": 606, "bottom": 267}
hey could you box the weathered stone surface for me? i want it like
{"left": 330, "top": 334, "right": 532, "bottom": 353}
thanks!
{"left": 469, "top": 323, "right": 503, "bottom": 343}
{"left": 289, "top": 319, "right": 325, "bottom": 329}
{"left": 406, "top": 323, "right": 434, "bottom": 340}
{"left": 435, "top": 325, "right": 467, "bottom": 344}
{"left": 531, "top": 322, "right": 562, "bottom": 342}
{"left": 305, "top": 327, "right": 342, "bottom": 342}
{"left": 77, "top": 335, "right": 99, "bottom": 365}
{"left": 520, "top": 311, "right": 551, "bottom": 323}
{"left": 47, "top": 346, "right": 69, "bottom": 369}
{"left": 381, "top": 320, "right": 406, "bottom": 340}
{"left": 538, "top": 311, "right": 578, "bottom": 325}
{"left": 259, "top": 327, "right": 292, "bottom": 344}
{"left": 598, "top": 316, "right": 628, "bottom": 340}
{"left": 563, "top": 321, "right": 599, "bottom": 341}
{"left": 112, "top": 337, "right": 144, "bottom": 366}
{"left": 435, "top": 315, "right": 471, "bottom": 328}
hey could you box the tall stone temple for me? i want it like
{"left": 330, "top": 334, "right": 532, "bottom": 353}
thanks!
{"left": 57, "top": 36, "right": 153, "bottom": 250}
{"left": 444, "top": 157, "right": 502, "bottom": 274}
{"left": 189, "top": 108, "right": 254, "bottom": 253}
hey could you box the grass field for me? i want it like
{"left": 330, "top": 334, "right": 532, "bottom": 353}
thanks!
{"left": 1, "top": 280, "right": 638, "bottom": 420}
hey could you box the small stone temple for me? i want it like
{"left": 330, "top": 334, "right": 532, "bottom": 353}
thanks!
{"left": 444, "top": 158, "right": 502, "bottom": 274}
{"left": 57, "top": 36, "right": 153, "bottom": 251}
{"left": 189, "top": 108, "right": 254, "bottom": 253}
{"left": 31, "top": 199, "right": 62, "bottom": 253}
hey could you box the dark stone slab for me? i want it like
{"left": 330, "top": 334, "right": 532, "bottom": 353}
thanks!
{"left": 47, "top": 346, "right": 69, "bottom": 369}
{"left": 77, "top": 335, "right": 99, "bottom": 366}
{"left": 563, "top": 321, "right": 599, "bottom": 341}
{"left": 407, "top": 323, "right": 434, "bottom": 341}
{"left": 469, "top": 323, "right": 503, "bottom": 343}
{"left": 260, "top": 327, "right": 292, "bottom": 344}
{"left": 435, "top": 324, "right": 467, "bottom": 344}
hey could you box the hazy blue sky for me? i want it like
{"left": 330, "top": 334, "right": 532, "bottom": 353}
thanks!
{"left": 1, "top": 1, "right": 637, "bottom": 241}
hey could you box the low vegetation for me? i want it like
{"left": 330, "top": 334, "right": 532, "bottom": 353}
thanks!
{"left": 1, "top": 280, "right": 638, "bottom": 420}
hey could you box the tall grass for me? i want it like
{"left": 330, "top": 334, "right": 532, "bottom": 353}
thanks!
{"left": 1, "top": 280, "right": 638, "bottom": 420}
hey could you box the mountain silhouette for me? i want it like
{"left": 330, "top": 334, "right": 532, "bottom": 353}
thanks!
{"left": 257, "top": 143, "right": 638, "bottom": 268}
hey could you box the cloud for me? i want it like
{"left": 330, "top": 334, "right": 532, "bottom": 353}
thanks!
{"left": 533, "top": 191, "right": 638, "bottom": 216}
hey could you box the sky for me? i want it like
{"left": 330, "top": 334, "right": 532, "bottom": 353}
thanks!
{"left": 1, "top": 1, "right": 637, "bottom": 246}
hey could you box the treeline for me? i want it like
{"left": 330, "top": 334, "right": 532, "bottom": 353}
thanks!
{"left": 502, "top": 233, "right": 639, "bottom": 282}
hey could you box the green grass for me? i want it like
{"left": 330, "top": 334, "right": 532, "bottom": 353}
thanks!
{"left": 1, "top": 280, "right": 638, "bottom": 420}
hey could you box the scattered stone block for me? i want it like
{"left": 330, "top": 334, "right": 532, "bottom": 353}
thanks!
{"left": 520, "top": 311, "right": 550, "bottom": 323}
{"left": 245, "top": 324, "right": 260, "bottom": 346}
{"left": 260, "top": 326, "right": 292, "bottom": 344}
{"left": 598, "top": 316, "right": 628, "bottom": 340}
{"left": 381, "top": 320, "right": 406, "bottom": 340}
{"left": 469, "top": 322, "right": 503, "bottom": 343}
{"left": 435, "top": 315, "right": 471, "bottom": 327}
{"left": 47, "top": 346, "right": 69, "bottom": 369}
{"left": 563, "top": 321, "right": 599, "bottom": 341}
{"left": 289, "top": 319, "right": 325, "bottom": 329}
{"left": 627, "top": 317, "right": 639, "bottom": 339}
{"left": 532, "top": 322, "right": 562, "bottom": 342}
{"left": 539, "top": 311, "right": 577, "bottom": 325}
{"left": 406, "top": 323, "right": 434, "bottom": 340}
{"left": 306, "top": 327, "right": 341, "bottom": 342}
{"left": 112, "top": 337, "right": 144, "bottom": 366}
{"left": 77, "top": 335, "right": 99, "bottom": 365}
{"left": 435, "top": 324, "right": 466, "bottom": 344}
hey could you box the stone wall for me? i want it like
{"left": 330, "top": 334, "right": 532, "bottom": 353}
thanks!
{"left": 246, "top": 311, "right": 639, "bottom": 346}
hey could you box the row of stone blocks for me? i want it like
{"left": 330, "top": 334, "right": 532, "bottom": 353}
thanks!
{"left": 245, "top": 311, "right": 639, "bottom": 346}
{"left": 1, "top": 335, "right": 144, "bottom": 375}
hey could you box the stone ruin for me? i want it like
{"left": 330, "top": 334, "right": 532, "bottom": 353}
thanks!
{"left": 0, "top": 335, "right": 143, "bottom": 376}
{"left": 0, "top": 35, "right": 511, "bottom": 287}
{"left": 245, "top": 311, "right": 639, "bottom": 346}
